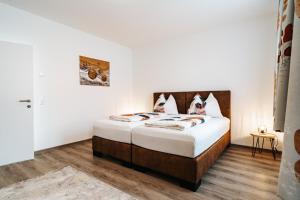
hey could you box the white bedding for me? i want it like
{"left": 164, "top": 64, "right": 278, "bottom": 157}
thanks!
{"left": 93, "top": 114, "right": 167, "bottom": 143}
{"left": 131, "top": 117, "right": 230, "bottom": 158}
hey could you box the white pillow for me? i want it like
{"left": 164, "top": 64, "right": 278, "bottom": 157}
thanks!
{"left": 205, "top": 93, "right": 223, "bottom": 117}
{"left": 188, "top": 94, "right": 204, "bottom": 114}
{"left": 164, "top": 95, "right": 179, "bottom": 114}
{"left": 153, "top": 93, "right": 166, "bottom": 112}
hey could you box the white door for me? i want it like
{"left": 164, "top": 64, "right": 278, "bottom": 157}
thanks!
{"left": 0, "top": 41, "right": 33, "bottom": 166}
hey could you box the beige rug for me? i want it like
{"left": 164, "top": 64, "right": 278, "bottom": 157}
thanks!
{"left": 0, "top": 166, "right": 136, "bottom": 200}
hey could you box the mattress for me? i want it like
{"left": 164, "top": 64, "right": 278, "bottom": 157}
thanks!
{"left": 131, "top": 117, "right": 230, "bottom": 158}
{"left": 93, "top": 114, "right": 167, "bottom": 144}
{"left": 93, "top": 120, "right": 146, "bottom": 144}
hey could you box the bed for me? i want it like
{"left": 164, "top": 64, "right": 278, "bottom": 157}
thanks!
{"left": 92, "top": 90, "right": 231, "bottom": 191}
{"left": 131, "top": 91, "right": 231, "bottom": 191}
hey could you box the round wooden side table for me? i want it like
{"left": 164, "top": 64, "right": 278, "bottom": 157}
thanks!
{"left": 250, "top": 132, "right": 278, "bottom": 160}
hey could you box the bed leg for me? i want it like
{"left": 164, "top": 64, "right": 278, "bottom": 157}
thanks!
{"left": 179, "top": 179, "right": 201, "bottom": 192}
{"left": 122, "top": 161, "right": 132, "bottom": 168}
{"left": 93, "top": 150, "right": 103, "bottom": 157}
{"left": 132, "top": 164, "right": 147, "bottom": 173}
{"left": 227, "top": 142, "right": 231, "bottom": 148}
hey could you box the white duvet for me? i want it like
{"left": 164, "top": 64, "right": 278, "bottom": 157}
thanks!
{"left": 132, "top": 117, "right": 230, "bottom": 158}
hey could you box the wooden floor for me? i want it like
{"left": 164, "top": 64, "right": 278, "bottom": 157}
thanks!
{"left": 0, "top": 140, "right": 281, "bottom": 200}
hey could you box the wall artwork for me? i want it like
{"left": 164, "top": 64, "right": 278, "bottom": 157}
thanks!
{"left": 79, "top": 56, "right": 110, "bottom": 86}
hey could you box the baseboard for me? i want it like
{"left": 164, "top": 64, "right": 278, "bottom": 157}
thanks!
{"left": 34, "top": 138, "right": 92, "bottom": 154}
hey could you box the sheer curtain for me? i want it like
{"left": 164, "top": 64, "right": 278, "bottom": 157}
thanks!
{"left": 273, "top": 0, "right": 294, "bottom": 131}
{"left": 275, "top": 0, "right": 300, "bottom": 199}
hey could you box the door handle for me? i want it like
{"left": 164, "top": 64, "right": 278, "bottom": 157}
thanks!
{"left": 18, "top": 99, "right": 31, "bottom": 103}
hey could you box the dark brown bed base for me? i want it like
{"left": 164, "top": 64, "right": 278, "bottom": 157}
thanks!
{"left": 92, "top": 90, "right": 231, "bottom": 191}
{"left": 92, "top": 136, "right": 132, "bottom": 163}
{"left": 132, "top": 131, "right": 230, "bottom": 191}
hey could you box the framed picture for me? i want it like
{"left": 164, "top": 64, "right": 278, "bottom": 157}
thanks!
{"left": 79, "top": 56, "right": 110, "bottom": 86}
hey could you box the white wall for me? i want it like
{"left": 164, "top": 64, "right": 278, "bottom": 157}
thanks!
{"left": 0, "top": 3, "right": 133, "bottom": 151}
{"left": 133, "top": 15, "right": 283, "bottom": 149}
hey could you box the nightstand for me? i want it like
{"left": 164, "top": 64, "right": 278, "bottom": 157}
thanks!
{"left": 250, "top": 132, "right": 278, "bottom": 160}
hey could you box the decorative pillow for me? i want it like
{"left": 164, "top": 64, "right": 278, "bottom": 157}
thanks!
{"left": 153, "top": 94, "right": 166, "bottom": 112}
{"left": 205, "top": 93, "right": 223, "bottom": 117}
{"left": 188, "top": 94, "right": 206, "bottom": 115}
{"left": 188, "top": 93, "right": 223, "bottom": 117}
{"left": 164, "top": 95, "right": 179, "bottom": 114}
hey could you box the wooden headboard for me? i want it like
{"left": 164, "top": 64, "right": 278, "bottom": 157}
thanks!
{"left": 153, "top": 90, "right": 231, "bottom": 119}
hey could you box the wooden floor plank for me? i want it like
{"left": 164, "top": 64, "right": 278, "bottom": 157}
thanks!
{"left": 227, "top": 147, "right": 281, "bottom": 162}
{"left": 210, "top": 164, "right": 278, "bottom": 185}
{"left": 0, "top": 140, "right": 282, "bottom": 200}
{"left": 214, "top": 158, "right": 279, "bottom": 178}
{"left": 205, "top": 170, "right": 277, "bottom": 194}
{"left": 223, "top": 151, "right": 281, "bottom": 166}
{"left": 220, "top": 154, "right": 280, "bottom": 171}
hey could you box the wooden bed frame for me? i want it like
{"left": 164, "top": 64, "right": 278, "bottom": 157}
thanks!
{"left": 92, "top": 90, "right": 231, "bottom": 191}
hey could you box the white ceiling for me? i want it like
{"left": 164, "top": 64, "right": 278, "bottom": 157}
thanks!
{"left": 0, "top": 0, "right": 276, "bottom": 48}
